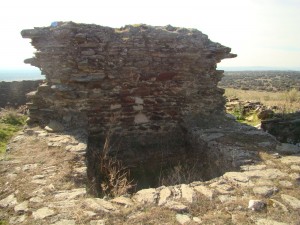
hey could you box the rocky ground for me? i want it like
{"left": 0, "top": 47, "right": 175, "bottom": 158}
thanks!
{"left": 0, "top": 126, "right": 300, "bottom": 225}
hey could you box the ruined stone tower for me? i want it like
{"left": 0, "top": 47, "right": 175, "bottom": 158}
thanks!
{"left": 22, "top": 22, "right": 235, "bottom": 133}
{"left": 22, "top": 22, "right": 236, "bottom": 190}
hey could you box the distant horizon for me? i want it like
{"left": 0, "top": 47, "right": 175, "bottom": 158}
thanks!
{"left": 1, "top": 66, "right": 300, "bottom": 72}
{"left": 0, "top": 69, "right": 44, "bottom": 82}
{"left": 218, "top": 66, "right": 300, "bottom": 71}
{"left": 1, "top": 66, "right": 300, "bottom": 82}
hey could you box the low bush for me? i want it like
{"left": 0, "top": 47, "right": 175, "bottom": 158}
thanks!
{"left": 0, "top": 108, "right": 27, "bottom": 154}
{"left": 159, "top": 163, "right": 201, "bottom": 186}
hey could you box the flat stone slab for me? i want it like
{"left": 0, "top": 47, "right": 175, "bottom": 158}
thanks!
{"left": 244, "top": 169, "right": 287, "bottom": 180}
{"left": 180, "top": 184, "right": 196, "bottom": 203}
{"left": 22, "top": 164, "right": 38, "bottom": 171}
{"left": 0, "top": 194, "right": 17, "bottom": 208}
{"left": 83, "top": 198, "right": 118, "bottom": 213}
{"left": 276, "top": 143, "right": 300, "bottom": 155}
{"left": 278, "top": 180, "right": 293, "bottom": 187}
{"left": 44, "top": 120, "right": 64, "bottom": 132}
{"left": 48, "top": 200, "right": 78, "bottom": 209}
{"left": 253, "top": 186, "right": 278, "bottom": 197}
{"left": 164, "top": 201, "right": 188, "bottom": 212}
{"left": 218, "top": 195, "right": 237, "bottom": 204}
{"left": 290, "top": 165, "right": 300, "bottom": 171}
{"left": 9, "top": 215, "right": 26, "bottom": 224}
{"left": 216, "top": 186, "right": 235, "bottom": 194}
{"left": 281, "top": 194, "right": 300, "bottom": 210}
{"left": 256, "top": 218, "right": 289, "bottom": 225}
{"left": 133, "top": 188, "right": 158, "bottom": 204}
{"left": 29, "top": 197, "right": 43, "bottom": 203}
{"left": 51, "top": 219, "right": 76, "bottom": 225}
{"left": 90, "top": 220, "right": 106, "bottom": 225}
{"left": 223, "top": 172, "right": 249, "bottom": 182}
{"left": 110, "top": 196, "right": 134, "bottom": 206}
{"left": 200, "top": 132, "right": 224, "bottom": 141}
{"left": 31, "top": 179, "right": 47, "bottom": 185}
{"left": 289, "top": 172, "right": 300, "bottom": 181}
{"left": 240, "top": 164, "right": 267, "bottom": 171}
{"left": 158, "top": 187, "right": 172, "bottom": 206}
{"left": 255, "top": 180, "right": 274, "bottom": 186}
{"left": 194, "top": 185, "right": 215, "bottom": 199}
{"left": 6, "top": 173, "right": 17, "bottom": 180}
{"left": 65, "top": 143, "right": 87, "bottom": 153}
{"left": 176, "top": 214, "right": 191, "bottom": 224}
{"left": 32, "top": 207, "right": 55, "bottom": 220}
{"left": 280, "top": 156, "right": 300, "bottom": 165}
{"left": 269, "top": 199, "right": 288, "bottom": 212}
{"left": 54, "top": 188, "right": 86, "bottom": 200}
{"left": 14, "top": 201, "right": 29, "bottom": 213}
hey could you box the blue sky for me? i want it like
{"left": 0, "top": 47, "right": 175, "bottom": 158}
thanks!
{"left": 0, "top": 0, "right": 299, "bottom": 70}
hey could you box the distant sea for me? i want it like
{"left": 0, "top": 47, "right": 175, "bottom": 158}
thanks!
{"left": 1, "top": 67, "right": 299, "bottom": 82}
{"left": 0, "top": 69, "right": 45, "bottom": 82}
{"left": 218, "top": 66, "right": 300, "bottom": 71}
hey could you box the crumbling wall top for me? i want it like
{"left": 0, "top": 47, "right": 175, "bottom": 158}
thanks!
{"left": 21, "top": 22, "right": 236, "bottom": 134}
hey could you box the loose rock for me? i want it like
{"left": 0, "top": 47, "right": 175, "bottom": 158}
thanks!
{"left": 194, "top": 185, "right": 215, "bottom": 200}
{"left": 54, "top": 188, "right": 86, "bottom": 200}
{"left": 0, "top": 194, "right": 17, "bottom": 208}
{"left": 248, "top": 200, "right": 266, "bottom": 211}
{"left": 83, "top": 198, "right": 118, "bottom": 213}
{"left": 281, "top": 194, "right": 300, "bottom": 210}
{"left": 51, "top": 219, "right": 76, "bottom": 225}
{"left": 133, "top": 188, "right": 158, "bottom": 204}
{"left": 252, "top": 186, "right": 278, "bottom": 197}
{"left": 14, "top": 201, "right": 29, "bottom": 213}
{"left": 180, "top": 184, "right": 196, "bottom": 203}
{"left": 157, "top": 187, "right": 172, "bottom": 206}
{"left": 176, "top": 214, "right": 191, "bottom": 224}
{"left": 9, "top": 215, "right": 26, "bottom": 224}
{"left": 164, "top": 201, "right": 188, "bottom": 213}
{"left": 256, "top": 218, "right": 289, "bottom": 225}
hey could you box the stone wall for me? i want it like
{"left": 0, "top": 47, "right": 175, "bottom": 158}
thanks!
{"left": 21, "top": 22, "right": 236, "bottom": 134}
{"left": 0, "top": 80, "right": 41, "bottom": 108}
{"left": 22, "top": 22, "right": 237, "bottom": 192}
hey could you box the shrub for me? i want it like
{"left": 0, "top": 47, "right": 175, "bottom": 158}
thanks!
{"left": 0, "top": 108, "right": 27, "bottom": 154}
{"left": 98, "top": 127, "right": 135, "bottom": 197}
{"left": 0, "top": 108, "right": 27, "bottom": 126}
{"left": 232, "top": 104, "right": 245, "bottom": 120}
{"left": 159, "top": 163, "right": 201, "bottom": 186}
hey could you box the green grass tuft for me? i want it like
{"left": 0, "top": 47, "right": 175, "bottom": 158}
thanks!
{"left": 0, "top": 109, "right": 27, "bottom": 154}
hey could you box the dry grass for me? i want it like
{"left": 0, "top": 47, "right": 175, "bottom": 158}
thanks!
{"left": 97, "top": 115, "right": 135, "bottom": 197}
{"left": 159, "top": 163, "right": 201, "bottom": 187}
{"left": 225, "top": 88, "right": 300, "bottom": 113}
